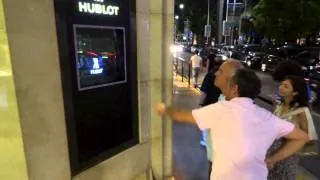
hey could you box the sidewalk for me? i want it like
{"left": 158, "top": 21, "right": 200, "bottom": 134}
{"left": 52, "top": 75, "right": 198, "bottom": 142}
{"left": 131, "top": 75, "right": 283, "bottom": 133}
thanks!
{"left": 172, "top": 73, "right": 319, "bottom": 180}
{"left": 172, "top": 75, "right": 208, "bottom": 180}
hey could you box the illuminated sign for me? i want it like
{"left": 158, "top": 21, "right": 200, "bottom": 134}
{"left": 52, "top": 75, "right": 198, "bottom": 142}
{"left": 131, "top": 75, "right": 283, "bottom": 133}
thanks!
{"left": 90, "top": 58, "right": 103, "bottom": 74}
{"left": 78, "top": 0, "right": 119, "bottom": 16}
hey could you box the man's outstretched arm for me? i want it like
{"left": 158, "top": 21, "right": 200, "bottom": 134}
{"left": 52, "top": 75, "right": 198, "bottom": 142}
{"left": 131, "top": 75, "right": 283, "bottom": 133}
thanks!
{"left": 157, "top": 103, "right": 196, "bottom": 125}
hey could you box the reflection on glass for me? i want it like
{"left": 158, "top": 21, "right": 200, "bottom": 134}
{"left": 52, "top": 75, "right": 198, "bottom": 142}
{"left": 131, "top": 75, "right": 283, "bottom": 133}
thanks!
{"left": 74, "top": 25, "right": 126, "bottom": 90}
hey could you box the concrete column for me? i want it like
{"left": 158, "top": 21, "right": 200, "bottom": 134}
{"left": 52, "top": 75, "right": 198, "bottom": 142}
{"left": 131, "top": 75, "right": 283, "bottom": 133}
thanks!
{"left": 137, "top": 0, "right": 174, "bottom": 178}
{"left": 0, "top": 0, "right": 28, "bottom": 179}
{"left": 2, "top": 0, "right": 71, "bottom": 179}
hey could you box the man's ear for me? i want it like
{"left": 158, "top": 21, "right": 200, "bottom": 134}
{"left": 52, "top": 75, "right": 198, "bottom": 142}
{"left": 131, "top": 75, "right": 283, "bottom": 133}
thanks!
{"left": 233, "top": 84, "right": 240, "bottom": 96}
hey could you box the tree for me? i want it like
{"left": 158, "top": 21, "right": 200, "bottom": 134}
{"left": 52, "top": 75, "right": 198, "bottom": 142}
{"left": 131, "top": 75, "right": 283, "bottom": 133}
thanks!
{"left": 252, "top": 0, "right": 320, "bottom": 44}
{"left": 175, "top": 0, "right": 217, "bottom": 43}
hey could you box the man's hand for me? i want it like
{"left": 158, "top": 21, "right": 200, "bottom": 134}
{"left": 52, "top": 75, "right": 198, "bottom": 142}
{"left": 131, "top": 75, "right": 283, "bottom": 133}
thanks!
{"left": 157, "top": 103, "right": 166, "bottom": 117}
{"left": 269, "top": 126, "right": 309, "bottom": 163}
{"left": 155, "top": 103, "right": 196, "bottom": 125}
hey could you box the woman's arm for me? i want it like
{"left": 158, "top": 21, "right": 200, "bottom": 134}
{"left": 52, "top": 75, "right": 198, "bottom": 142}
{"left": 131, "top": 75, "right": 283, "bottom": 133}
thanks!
{"left": 293, "top": 112, "right": 309, "bottom": 134}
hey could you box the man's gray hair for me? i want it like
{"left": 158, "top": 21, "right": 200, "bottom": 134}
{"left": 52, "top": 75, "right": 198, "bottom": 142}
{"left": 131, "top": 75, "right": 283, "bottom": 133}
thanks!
{"left": 228, "top": 68, "right": 262, "bottom": 99}
{"left": 226, "top": 59, "right": 244, "bottom": 76}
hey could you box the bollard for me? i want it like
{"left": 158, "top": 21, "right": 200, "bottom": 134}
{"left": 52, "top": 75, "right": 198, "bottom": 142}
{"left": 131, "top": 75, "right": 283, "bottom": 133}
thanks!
{"left": 188, "top": 63, "right": 191, "bottom": 87}
{"left": 181, "top": 60, "right": 184, "bottom": 82}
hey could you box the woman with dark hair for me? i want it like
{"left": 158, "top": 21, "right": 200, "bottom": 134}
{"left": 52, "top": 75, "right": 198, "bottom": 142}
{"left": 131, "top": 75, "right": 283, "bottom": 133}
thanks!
{"left": 272, "top": 61, "right": 305, "bottom": 82}
{"left": 267, "top": 76, "right": 318, "bottom": 180}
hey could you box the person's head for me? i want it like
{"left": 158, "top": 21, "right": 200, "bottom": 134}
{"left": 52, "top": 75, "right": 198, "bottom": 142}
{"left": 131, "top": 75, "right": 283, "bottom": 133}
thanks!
{"left": 194, "top": 50, "right": 199, "bottom": 54}
{"left": 214, "top": 59, "right": 260, "bottom": 100}
{"left": 272, "top": 61, "right": 305, "bottom": 82}
{"left": 278, "top": 75, "right": 309, "bottom": 107}
{"left": 227, "top": 69, "right": 261, "bottom": 100}
{"left": 213, "top": 57, "right": 223, "bottom": 66}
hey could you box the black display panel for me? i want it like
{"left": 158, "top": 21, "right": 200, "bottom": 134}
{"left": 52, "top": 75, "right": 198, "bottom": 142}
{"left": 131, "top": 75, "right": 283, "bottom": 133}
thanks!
{"left": 74, "top": 25, "right": 127, "bottom": 90}
{"left": 54, "top": 0, "right": 138, "bottom": 175}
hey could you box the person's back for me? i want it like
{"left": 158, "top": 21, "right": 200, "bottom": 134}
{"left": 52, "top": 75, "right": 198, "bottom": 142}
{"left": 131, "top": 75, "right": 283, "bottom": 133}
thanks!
{"left": 191, "top": 54, "right": 202, "bottom": 68}
{"left": 203, "top": 98, "right": 291, "bottom": 180}
{"left": 190, "top": 51, "right": 202, "bottom": 87}
{"left": 200, "top": 70, "right": 221, "bottom": 106}
{"left": 192, "top": 98, "right": 294, "bottom": 180}
{"left": 207, "top": 52, "right": 216, "bottom": 72}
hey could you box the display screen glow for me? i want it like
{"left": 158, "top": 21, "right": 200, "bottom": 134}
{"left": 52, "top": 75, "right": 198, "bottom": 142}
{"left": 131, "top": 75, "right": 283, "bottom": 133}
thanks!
{"left": 74, "top": 25, "right": 127, "bottom": 91}
{"left": 89, "top": 58, "right": 104, "bottom": 74}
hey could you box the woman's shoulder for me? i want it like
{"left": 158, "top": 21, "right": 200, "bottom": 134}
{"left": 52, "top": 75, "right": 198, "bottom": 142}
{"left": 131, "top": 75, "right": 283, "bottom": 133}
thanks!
{"left": 290, "top": 106, "right": 309, "bottom": 118}
{"left": 293, "top": 106, "right": 309, "bottom": 113}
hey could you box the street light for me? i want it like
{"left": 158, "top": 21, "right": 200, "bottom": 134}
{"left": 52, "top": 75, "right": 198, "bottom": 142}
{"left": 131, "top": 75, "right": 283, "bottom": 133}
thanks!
{"left": 175, "top": 15, "right": 179, "bottom": 20}
{"left": 205, "top": 0, "right": 210, "bottom": 44}
{"left": 179, "top": 3, "right": 184, "bottom": 9}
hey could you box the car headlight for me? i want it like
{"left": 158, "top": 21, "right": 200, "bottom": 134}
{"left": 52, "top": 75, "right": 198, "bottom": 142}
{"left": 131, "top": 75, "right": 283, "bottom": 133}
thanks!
{"left": 246, "top": 56, "right": 252, "bottom": 60}
{"left": 309, "top": 66, "right": 316, "bottom": 70}
{"left": 311, "top": 83, "right": 318, "bottom": 88}
{"left": 222, "top": 55, "right": 227, "bottom": 60}
{"left": 170, "top": 45, "right": 183, "bottom": 53}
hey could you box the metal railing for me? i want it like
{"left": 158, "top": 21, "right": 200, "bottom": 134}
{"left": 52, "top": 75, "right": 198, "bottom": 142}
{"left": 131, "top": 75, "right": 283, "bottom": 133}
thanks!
{"left": 174, "top": 57, "right": 192, "bottom": 87}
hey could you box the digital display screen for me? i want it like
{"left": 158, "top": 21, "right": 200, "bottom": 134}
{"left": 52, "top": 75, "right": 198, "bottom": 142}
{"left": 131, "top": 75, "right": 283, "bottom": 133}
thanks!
{"left": 73, "top": 25, "right": 127, "bottom": 91}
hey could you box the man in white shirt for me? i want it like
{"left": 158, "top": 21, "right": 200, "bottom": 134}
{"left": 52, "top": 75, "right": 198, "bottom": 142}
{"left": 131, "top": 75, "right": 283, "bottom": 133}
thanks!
{"left": 190, "top": 50, "right": 202, "bottom": 88}
{"left": 156, "top": 60, "right": 309, "bottom": 180}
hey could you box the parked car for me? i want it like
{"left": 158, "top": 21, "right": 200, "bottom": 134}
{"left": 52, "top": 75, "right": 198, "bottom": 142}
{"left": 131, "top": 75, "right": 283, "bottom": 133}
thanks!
{"left": 308, "top": 62, "right": 320, "bottom": 104}
{"left": 191, "top": 44, "right": 204, "bottom": 53}
{"left": 228, "top": 45, "right": 244, "bottom": 60}
{"left": 261, "top": 44, "right": 305, "bottom": 72}
{"left": 280, "top": 43, "right": 303, "bottom": 58}
{"left": 199, "top": 47, "right": 219, "bottom": 59}
{"left": 261, "top": 54, "right": 283, "bottom": 72}
{"left": 295, "top": 51, "right": 319, "bottom": 75}
{"left": 235, "top": 44, "right": 265, "bottom": 68}
{"left": 221, "top": 45, "right": 236, "bottom": 58}
{"left": 309, "top": 62, "right": 320, "bottom": 81}
{"left": 212, "top": 47, "right": 222, "bottom": 53}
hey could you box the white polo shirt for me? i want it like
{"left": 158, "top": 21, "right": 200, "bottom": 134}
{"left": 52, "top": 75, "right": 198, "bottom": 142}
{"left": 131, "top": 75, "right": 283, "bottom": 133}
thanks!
{"left": 192, "top": 97, "right": 295, "bottom": 180}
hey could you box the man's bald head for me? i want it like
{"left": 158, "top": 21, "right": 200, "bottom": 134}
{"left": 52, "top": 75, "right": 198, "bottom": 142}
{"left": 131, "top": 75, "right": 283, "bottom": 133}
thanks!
{"left": 224, "top": 59, "right": 244, "bottom": 77}
{"left": 214, "top": 59, "right": 244, "bottom": 100}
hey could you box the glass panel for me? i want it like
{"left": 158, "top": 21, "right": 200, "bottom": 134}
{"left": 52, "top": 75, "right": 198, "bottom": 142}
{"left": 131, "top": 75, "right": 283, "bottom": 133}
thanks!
{"left": 74, "top": 25, "right": 127, "bottom": 91}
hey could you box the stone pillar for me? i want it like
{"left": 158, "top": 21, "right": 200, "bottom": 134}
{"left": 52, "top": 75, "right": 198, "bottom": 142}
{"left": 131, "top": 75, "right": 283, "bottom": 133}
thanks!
{"left": 0, "top": 0, "right": 28, "bottom": 179}
{"left": 142, "top": 0, "right": 174, "bottom": 179}
{"left": 2, "top": 0, "right": 71, "bottom": 179}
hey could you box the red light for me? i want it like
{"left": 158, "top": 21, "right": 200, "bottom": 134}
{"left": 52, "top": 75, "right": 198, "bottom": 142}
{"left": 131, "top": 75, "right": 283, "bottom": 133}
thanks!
{"left": 101, "top": 52, "right": 115, "bottom": 56}
{"left": 85, "top": 50, "right": 99, "bottom": 57}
